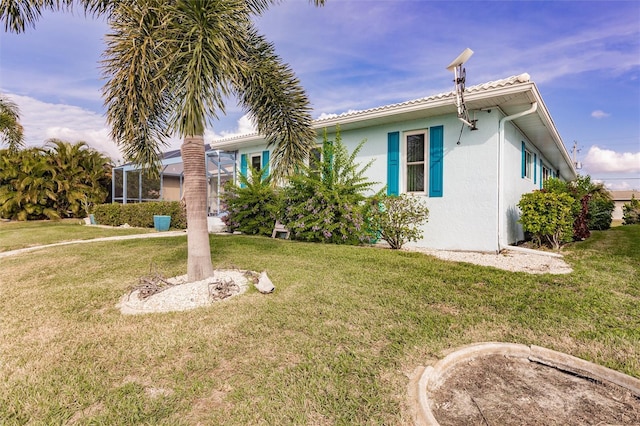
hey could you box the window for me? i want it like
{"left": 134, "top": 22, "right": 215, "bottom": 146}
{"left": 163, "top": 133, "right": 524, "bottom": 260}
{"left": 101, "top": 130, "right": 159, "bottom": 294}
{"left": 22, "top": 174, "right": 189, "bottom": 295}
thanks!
{"left": 522, "top": 142, "right": 534, "bottom": 180}
{"left": 251, "top": 153, "right": 262, "bottom": 172}
{"left": 309, "top": 146, "right": 322, "bottom": 178}
{"left": 541, "top": 164, "right": 552, "bottom": 182}
{"left": 388, "top": 126, "right": 443, "bottom": 197}
{"left": 405, "top": 130, "right": 428, "bottom": 192}
{"left": 524, "top": 149, "right": 533, "bottom": 179}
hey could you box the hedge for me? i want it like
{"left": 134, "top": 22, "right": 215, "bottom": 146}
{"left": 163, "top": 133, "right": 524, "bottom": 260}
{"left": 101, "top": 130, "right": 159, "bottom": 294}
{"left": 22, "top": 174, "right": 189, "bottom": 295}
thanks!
{"left": 92, "top": 201, "right": 187, "bottom": 229}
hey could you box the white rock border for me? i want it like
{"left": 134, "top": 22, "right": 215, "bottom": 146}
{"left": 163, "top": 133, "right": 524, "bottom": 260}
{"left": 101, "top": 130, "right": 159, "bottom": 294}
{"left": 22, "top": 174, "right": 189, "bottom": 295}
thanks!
{"left": 116, "top": 269, "right": 251, "bottom": 315}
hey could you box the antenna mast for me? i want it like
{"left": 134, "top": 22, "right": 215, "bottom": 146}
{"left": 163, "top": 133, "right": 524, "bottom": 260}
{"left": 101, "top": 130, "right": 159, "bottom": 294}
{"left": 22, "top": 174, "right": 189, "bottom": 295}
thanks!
{"left": 446, "top": 48, "right": 477, "bottom": 130}
{"left": 572, "top": 140, "right": 582, "bottom": 170}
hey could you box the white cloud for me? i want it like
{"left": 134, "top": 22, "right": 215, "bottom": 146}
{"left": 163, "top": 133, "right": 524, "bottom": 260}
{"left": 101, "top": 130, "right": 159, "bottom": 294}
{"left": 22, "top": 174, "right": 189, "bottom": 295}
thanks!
{"left": 604, "top": 180, "right": 636, "bottom": 191}
{"left": 591, "top": 110, "right": 611, "bottom": 119}
{"left": 206, "top": 114, "right": 257, "bottom": 141}
{"left": 584, "top": 146, "right": 640, "bottom": 173}
{"left": 7, "top": 93, "right": 123, "bottom": 160}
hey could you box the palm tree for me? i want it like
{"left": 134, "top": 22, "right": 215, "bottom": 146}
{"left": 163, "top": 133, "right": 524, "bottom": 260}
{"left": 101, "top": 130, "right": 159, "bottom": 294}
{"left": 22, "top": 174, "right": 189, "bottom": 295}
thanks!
{"left": 0, "top": 94, "right": 25, "bottom": 150}
{"left": 3, "top": 0, "right": 324, "bottom": 281}
{"left": 0, "top": 147, "right": 59, "bottom": 220}
{"left": 45, "top": 139, "right": 111, "bottom": 217}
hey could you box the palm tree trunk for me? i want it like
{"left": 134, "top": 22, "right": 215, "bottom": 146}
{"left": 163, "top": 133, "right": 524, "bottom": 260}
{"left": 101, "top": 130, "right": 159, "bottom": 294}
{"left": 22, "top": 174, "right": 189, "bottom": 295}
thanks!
{"left": 181, "top": 135, "right": 214, "bottom": 281}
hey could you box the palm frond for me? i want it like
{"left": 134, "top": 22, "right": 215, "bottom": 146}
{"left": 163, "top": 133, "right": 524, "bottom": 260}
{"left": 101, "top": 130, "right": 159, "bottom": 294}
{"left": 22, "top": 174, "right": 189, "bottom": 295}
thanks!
{"left": 232, "top": 27, "right": 315, "bottom": 182}
{"left": 163, "top": 0, "right": 250, "bottom": 137}
{"left": 102, "top": 0, "right": 173, "bottom": 171}
{"left": 0, "top": 94, "right": 25, "bottom": 150}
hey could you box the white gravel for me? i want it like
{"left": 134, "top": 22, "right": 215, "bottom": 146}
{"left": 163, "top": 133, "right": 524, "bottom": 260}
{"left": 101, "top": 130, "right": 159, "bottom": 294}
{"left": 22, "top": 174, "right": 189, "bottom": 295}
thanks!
{"left": 403, "top": 247, "right": 573, "bottom": 274}
{"left": 116, "top": 269, "right": 250, "bottom": 315}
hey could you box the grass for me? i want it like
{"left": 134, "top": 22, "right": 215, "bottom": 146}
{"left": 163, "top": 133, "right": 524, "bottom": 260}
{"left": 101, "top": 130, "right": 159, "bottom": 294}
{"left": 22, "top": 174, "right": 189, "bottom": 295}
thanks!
{"left": 0, "top": 224, "right": 638, "bottom": 425}
{"left": 0, "top": 219, "right": 154, "bottom": 252}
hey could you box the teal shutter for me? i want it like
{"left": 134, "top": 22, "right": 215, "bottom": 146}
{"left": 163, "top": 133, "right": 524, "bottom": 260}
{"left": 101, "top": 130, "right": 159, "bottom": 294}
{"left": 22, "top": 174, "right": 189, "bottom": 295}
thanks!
{"left": 240, "top": 154, "right": 248, "bottom": 188}
{"left": 261, "top": 150, "right": 270, "bottom": 179}
{"left": 429, "top": 125, "right": 444, "bottom": 197}
{"left": 387, "top": 132, "right": 400, "bottom": 196}
{"left": 521, "top": 142, "right": 526, "bottom": 178}
{"left": 539, "top": 159, "right": 543, "bottom": 189}
{"left": 533, "top": 153, "right": 537, "bottom": 184}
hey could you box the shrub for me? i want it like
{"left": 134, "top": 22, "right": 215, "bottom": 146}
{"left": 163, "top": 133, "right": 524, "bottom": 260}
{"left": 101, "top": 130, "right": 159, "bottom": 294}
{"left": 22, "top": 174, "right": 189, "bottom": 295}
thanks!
{"left": 518, "top": 190, "right": 575, "bottom": 250}
{"left": 221, "top": 167, "right": 281, "bottom": 236}
{"left": 281, "top": 128, "right": 377, "bottom": 244}
{"left": 93, "top": 201, "right": 186, "bottom": 229}
{"left": 588, "top": 197, "right": 614, "bottom": 230}
{"left": 622, "top": 195, "right": 640, "bottom": 225}
{"left": 367, "top": 194, "right": 429, "bottom": 249}
{"left": 542, "top": 175, "right": 614, "bottom": 237}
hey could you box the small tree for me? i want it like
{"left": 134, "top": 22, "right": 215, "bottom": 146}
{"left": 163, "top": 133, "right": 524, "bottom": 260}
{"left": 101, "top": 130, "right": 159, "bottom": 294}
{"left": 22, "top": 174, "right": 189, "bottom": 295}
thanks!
{"left": 367, "top": 194, "right": 430, "bottom": 249}
{"left": 518, "top": 190, "right": 575, "bottom": 250}
{"left": 622, "top": 195, "right": 640, "bottom": 225}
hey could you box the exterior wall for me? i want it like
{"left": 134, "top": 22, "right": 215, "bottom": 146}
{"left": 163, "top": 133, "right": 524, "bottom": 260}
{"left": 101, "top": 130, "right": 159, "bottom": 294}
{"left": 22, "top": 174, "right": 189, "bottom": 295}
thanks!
{"left": 501, "top": 118, "right": 558, "bottom": 245}
{"left": 237, "top": 112, "right": 504, "bottom": 252}
{"left": 162, "top": 175, "right": 182, "bottom": 201}
{"left": 613, "top": 202, "right": 625, "bottom": 221}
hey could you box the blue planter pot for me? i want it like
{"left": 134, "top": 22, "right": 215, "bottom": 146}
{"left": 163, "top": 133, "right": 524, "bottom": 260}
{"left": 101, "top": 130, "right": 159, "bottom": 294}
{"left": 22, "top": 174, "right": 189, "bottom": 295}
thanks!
{"left": 153, "top": 215, "right": 171, "bottom": 232}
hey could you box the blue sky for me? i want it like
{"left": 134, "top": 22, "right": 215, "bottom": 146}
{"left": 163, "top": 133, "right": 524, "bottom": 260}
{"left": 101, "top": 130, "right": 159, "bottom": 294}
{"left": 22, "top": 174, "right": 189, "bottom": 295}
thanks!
{"left": 1, "top": 0, "right": 639, "bottom": 190}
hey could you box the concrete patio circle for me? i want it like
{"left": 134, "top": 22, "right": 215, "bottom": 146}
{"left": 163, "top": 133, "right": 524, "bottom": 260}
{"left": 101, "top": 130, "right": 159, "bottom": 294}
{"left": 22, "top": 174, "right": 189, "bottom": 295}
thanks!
{"left": 412, "top": 342, "right": 640, "bottom": 425}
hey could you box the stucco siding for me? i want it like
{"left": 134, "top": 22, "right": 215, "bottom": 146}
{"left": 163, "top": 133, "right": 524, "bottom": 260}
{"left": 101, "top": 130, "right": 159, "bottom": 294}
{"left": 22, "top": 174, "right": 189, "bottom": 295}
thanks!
{"left": 162, "top": 176, "right": 182, "bottom": 201}
{"left": 501, "top": 119, "right": 557, "bottom": 245}
{"left": 237, "top": 112, "right": 503, "bottom": 252}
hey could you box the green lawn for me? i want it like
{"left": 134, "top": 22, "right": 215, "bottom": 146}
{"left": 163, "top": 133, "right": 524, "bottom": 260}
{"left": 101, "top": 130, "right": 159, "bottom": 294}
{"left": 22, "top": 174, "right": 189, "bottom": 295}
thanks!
{"left": 0, "top": 219, "right": 154, "bottom": 252}
{"left": 0, "top": 225, "right": 638, "bottom": 425}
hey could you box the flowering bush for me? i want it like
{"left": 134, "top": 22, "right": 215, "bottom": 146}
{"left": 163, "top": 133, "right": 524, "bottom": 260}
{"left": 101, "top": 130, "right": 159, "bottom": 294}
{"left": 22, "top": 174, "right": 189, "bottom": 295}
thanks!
{"left": 281, "top": 128, "right": 378, "bottom": 244}
{"left": 366, "top": 194, "right": 429, "bottom": 249}
{"left": 221, "top": 167, "right": 281, "bottom": 236}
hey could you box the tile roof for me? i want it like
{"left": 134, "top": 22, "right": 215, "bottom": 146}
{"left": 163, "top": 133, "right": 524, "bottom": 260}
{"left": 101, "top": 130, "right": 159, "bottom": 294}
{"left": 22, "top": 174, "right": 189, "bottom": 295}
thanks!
{"left": 211, "top": 74, "right": 532, "bottom": 144}
{"left": 313, "top": 73, "right": 532, "bottom": 124}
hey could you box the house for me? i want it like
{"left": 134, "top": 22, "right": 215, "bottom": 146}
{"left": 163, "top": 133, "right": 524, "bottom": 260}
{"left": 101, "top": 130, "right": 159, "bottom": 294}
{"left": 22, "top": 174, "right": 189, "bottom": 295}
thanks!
{"left": 112, "top": 73, "right": 576, "bottom": 252}
{"left": 212, "top": 73, "right": 576, "bottom": 252}
{"left": 611, "top": 190, "right": 640, "bottom": 221}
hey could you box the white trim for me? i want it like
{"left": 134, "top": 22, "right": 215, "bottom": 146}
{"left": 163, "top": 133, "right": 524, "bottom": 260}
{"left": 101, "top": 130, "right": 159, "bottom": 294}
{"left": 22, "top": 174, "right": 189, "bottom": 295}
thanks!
{"left": 403, "top": 129, "right": 429, "bottom": 194}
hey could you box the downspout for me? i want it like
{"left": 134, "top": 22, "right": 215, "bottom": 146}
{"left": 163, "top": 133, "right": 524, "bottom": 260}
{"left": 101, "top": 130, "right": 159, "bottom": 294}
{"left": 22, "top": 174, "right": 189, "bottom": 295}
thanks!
{"left": 497, "top": 102, "right": 537, "bottom": 253}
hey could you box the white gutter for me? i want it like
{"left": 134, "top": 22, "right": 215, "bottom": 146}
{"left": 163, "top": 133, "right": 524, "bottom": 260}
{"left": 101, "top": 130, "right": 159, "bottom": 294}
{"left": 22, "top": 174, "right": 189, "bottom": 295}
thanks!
{"left": 497, "top": 102, "right": 538, "bottom": 253}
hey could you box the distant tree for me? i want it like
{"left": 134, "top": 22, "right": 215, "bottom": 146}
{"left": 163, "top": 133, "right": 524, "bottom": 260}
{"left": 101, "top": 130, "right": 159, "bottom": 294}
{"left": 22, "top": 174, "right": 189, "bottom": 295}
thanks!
{"left": 0, "top": 148, "right": 59, "bottom": 220}
{"left": 44, "top": 139, "right": 112, "bottom": 217}
{"left": 0, "top": 94, "right": 24, "bottom": 150}
{"left": 622, "top": 195, "right": 640, "bottom": 225}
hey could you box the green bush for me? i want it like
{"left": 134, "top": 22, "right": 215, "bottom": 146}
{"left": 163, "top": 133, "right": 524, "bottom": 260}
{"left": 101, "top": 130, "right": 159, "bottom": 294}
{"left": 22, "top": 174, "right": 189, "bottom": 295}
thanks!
{"left": 367, "top": 194, "right": 429, "bottom": 249}
{"left": 93, "top": 201, "right": 186, "bottom": 229}
{"left": 622, "top": 195, "right": 640, "bottom": 225}
{"left": 281, "top": 128, "right": 377, "bottom": 244}
{"left": 518, "top": 190, "right": 575, "bottom": 250}
{"left": 221, "top": 167, "right": 281, "bottom": 236}
{"left": 588, "top": 197, "right": 614, "bottom": 230}
{"left": 542, "top": 176, "right": 614, "bottom": 238}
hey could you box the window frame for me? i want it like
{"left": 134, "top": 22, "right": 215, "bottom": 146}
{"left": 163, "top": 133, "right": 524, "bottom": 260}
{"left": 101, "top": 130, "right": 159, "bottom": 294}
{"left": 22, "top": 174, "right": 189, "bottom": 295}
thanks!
{"left": 523, "top": 147, "right": 533, "bottom": 180}
{"left": 250, "top": 152, "right": 262, "bottom": 173}
{"left": 404, "top": 129, "right": 429, "bottom": 194}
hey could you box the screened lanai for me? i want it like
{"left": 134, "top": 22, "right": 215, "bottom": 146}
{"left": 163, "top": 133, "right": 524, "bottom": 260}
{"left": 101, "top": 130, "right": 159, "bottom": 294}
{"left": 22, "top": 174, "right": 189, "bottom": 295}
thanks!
{"left": 111, "top": 148, "right": 237, "bottom": 216}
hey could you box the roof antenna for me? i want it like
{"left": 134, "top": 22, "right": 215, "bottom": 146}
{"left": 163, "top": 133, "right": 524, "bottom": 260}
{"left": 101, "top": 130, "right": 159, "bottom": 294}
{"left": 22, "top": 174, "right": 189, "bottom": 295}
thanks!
{"left": 446, "top": 48, "right": 477, "bottom": 131}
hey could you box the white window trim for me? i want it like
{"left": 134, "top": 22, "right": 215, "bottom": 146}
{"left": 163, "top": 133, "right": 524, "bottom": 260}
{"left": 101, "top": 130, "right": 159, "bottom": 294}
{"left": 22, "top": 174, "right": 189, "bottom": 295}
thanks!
{"left": 249, "top": 152, "right": 262, "bottom": 173}
{"left": 523, "top": 147, "right": 533, "bottom": 180}
{"left": 403, "top": 129, "right": 429, "bottom": 194}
